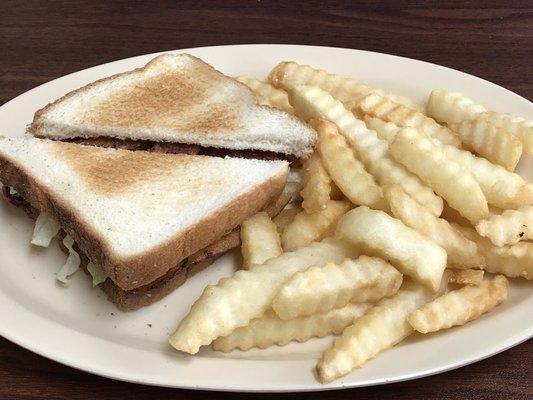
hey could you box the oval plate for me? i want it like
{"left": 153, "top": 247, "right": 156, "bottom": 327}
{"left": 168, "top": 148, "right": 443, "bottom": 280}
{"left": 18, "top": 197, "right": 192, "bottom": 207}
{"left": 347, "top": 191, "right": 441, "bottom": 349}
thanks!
{"left": 0, "top": 44, "right": 531, "bottom": 392}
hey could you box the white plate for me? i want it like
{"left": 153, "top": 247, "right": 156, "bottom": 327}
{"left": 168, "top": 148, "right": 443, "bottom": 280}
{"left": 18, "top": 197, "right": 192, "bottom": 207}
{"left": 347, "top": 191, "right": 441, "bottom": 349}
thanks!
{"left": 0, "top": 44, "right": 531, "bottom": 392}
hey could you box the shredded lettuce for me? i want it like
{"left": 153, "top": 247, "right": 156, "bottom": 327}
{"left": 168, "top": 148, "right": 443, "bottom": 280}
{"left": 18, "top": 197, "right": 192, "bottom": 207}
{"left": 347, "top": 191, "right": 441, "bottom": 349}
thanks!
{"left": 288, "top": 169, "right": 302, "bottom": 184}
{"left": 31, "top": 212, "right": 61, "bottom": 247}
{"left": 56, "top": 235, "right": 80, "bottom": 284}
{"left": 87, "top": 262, "right": 108, "bottom": 287}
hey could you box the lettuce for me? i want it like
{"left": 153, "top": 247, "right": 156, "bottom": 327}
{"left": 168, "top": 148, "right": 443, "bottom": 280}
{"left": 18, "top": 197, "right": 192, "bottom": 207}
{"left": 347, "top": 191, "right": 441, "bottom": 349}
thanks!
{"left": 87, "top": 262, "right": 108, "bottom": 287}
{"left": 31, "top": 212, "right": 60, "bottom": 247}
{"left": 56, "top": 235, "right": 80, "bottom": 284}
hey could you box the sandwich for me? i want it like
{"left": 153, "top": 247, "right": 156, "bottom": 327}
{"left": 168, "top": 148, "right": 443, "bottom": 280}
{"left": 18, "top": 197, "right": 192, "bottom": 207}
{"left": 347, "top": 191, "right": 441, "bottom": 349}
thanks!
{"left": 27, "top": 53, "right": 316, "bottom": 160}
{"left": 0, "top": 136, "right": 289, "bottom": 310}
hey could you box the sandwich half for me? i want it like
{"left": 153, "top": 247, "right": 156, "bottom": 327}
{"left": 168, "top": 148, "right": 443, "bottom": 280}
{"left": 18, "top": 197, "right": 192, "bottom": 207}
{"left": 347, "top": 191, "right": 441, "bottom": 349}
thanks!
{"left": 28, "top": 53, "right": 316, "bottom": 160}
{"left": 0, "top": 136, "right": 289, "bottom": 310}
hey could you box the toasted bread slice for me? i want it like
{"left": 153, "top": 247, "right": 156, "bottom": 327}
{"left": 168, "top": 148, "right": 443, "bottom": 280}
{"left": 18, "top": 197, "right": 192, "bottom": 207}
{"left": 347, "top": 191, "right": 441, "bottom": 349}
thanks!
{"left": 28, "top": 54, "right": 316, "bottom": 158}
{"left": 3, "top": 184, "right": 290, "bottom": 311}
{"left": 0, "top": 136, "right": 288, "bottom": 290}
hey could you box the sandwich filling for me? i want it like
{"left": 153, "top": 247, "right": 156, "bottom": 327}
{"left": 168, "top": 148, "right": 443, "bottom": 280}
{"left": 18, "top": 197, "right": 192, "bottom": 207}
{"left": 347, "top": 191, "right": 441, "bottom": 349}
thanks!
{"left": 2, "top": 184, "right": 290, "bottom": 311}
{"left": 64, "top": 136, "right": 298, "bottom": 164}
{"left": 1, "top": 185, "right": 242, "bottom": 310}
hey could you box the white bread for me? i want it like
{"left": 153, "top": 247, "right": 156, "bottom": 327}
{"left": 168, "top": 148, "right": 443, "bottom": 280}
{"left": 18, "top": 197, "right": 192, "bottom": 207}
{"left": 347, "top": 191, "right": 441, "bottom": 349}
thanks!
{"left": 28, "top": 54, "right": 316, "bottom": 158}
{"left": 0, "top": 136, "right": 289, "bottom": 289}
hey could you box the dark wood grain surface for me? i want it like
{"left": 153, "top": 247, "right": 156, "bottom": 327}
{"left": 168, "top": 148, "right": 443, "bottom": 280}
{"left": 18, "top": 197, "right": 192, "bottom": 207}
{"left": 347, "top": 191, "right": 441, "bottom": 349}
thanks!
{"left": 1, "top": 1, "right": 531, "bottom": 399}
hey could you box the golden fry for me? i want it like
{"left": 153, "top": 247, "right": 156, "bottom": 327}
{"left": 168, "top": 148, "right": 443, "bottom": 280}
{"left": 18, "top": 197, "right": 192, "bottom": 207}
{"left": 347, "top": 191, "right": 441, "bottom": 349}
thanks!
{"left": 438, "top": 141, "right": 531, "bottom": 209}
{"left": 282, "top": 200, "right": 350, "bottom": 251}
{"left": 290, "top": 87, "right": 443, "bottom": 215}
{"left": 316, "top": 282, "right": 434, "bottom": 383}
{"left": 236, "top": 76, "right": 294, "bottom": 114}
{"left": 365, "top": 116, "right": 531, "bottom": 209}
{"left": 427, "top": 89, "right": 487, "bottom": 124}
{"left": 389, "top": 128, "right": 489, "bottom": 223}
{"left": 336, "top": 207, "right": 447, "bottom": 291}
{"left": 212, "top": 303, "right": 372, "bottom": 352}
{"left": 427, "top": 89, "right": 533, "bottom": 154}
{"left": 408, "top": 275, "right": 508, "bottom": 334}
{"left": 272, "top": 256, "right": 402, "bottom": 320}
{"left": 169, "top": 239, "right": 360, "bottom": 354}
{"left": 448, "top": 119, "right": 522, "bottom": 171}
{"left": 240, "top": 212, "right": 282, "bottom": 269}
{"left": 384, "top": 185, "right": 484, "bottom": 268}
{"left": 476, "top": 111, "right": 533, "bottom": 155}
{"left": 362, "top": 115, "right": 400, "bottom": 143}
{"left": 476, "top": 206, "right": 533, "bottom": 246}
{"left": 314, "top": 118, "right": 387, "bottom": 209}
{"left": 353, "top": 93, "right": 461, "bottom": 146}
{"left": 300, "top": 153, "right": 331, "bottom": 213}
{"left": 454, "top": 224, "right": 533, "bottom": 280}
{"left": 268, "top": 61, "right": 424, "bottom": 111}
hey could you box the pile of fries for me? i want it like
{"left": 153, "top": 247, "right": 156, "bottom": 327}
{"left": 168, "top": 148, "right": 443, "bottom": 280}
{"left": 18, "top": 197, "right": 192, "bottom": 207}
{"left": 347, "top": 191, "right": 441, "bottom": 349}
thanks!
{"left": 169, "top": 62, "right": 532, "bottom": 383}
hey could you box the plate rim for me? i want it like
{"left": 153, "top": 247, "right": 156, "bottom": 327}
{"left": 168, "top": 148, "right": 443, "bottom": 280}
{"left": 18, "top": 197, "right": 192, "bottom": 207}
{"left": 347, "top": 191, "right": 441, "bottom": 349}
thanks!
{"left": 0, "top": 43, "right": 531, "bottom": 392}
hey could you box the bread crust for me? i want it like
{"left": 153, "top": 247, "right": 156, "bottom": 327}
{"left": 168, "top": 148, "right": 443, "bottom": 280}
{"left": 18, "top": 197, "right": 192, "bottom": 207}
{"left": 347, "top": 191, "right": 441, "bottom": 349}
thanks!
{"left": 0, "top": 152, "right": 288, "bottom": 290}
{"left": 85, "top": 230, "right": 241, "bottom": 311}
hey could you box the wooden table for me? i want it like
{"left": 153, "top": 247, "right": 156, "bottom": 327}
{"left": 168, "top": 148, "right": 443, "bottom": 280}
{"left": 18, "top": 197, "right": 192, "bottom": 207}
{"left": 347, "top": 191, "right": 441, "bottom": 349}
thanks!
{"left": 1, "top": 1, "right": 531, "bottom": 399}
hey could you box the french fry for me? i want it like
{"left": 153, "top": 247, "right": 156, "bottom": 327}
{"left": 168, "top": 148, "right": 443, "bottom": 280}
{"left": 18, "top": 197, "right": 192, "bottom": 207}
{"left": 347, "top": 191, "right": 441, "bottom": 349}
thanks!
{"left": 314, "top": 118, "right": 387, "bottom": 209}
{"left": 272, "top": 256, "right": 403, "bottom": 320}
{"left": 300, "top": 153, "right": 331, "bottom": 213}
{"left": 447, "top": 269, "right": 485, "bottom": 285}
{"left": 362, "top": 115, "right": 400, "bottom": 144}
{"left": 454, "top": 224, "right": 533, "bottom": 280}
{"left": 336, "top": 207, "right": 447, "bottom": 291}
{"left": 268, "top": 61, "right": 424, "bottom": 111}
{"left": 427, "top": 89, "right": 533, "bottom": 153}
{"left": 408, "top": 275, "right": 508, "bottom": 334}
{"left": 476, "top": 206, "right": 533, "bottom": 246}
{"left": 240, "top": 212, "right": 282, "bottom": 269}
{"left": 316, "top": 282, "right": 434, "bottom": 383}
{"left": 272, "top": 207, "right": 300, "bottom": 233}
{"left": 483, "top": 243, "right": 533, "bottom": 280}
{"left": 476, "top": 111, "right": 533, "bottom": 154}
{"left": 389, "top": 128, "right": 489, "bottom": 223}
{"left": 169, "top": 238, "right": 360, "bottom": 354}
{"left": 448, "top": 119, "right": 522, "bottom": 171}
{"left": 438, "top": 141, "right": 531, "bottom": 209}
{"left": 281, "top": 200, "right": 350, "bottom": 251}
{"left": 212, "top": 303, "right": 372, "bottom": 352}
{"left": 364, "top": 116, "right": 531, "bottom": 209}
{"left": 291, "top": 87, "right": 443, "bottom": 216}
{"left": 353, "top": 93, "right": 461, "bottom": 146}
{"left": 384, "top": 185, "right": 484, "bottom": 269}
{"left": 235, "top": 76, "right": 294, "bottom": 114}
{"left": 427, "top": 89, "right": 487, "bottom": 124}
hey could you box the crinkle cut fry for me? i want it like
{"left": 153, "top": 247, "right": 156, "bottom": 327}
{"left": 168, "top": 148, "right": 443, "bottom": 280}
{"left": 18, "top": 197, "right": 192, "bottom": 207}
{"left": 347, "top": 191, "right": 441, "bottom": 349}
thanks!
{"left": 272, "top": 255, "right": 402, "bottom": 320}
{"left": 169, "top": 239, "right": 359, "bottom": 354}
{"left": 268, "top": 61, "right": 424, "bottom": 111}
{"left": 212, "top": 303, "right": 372, "bottom": 352}
{"left": 289, "top": 86, "right": 443, "bottom": 216}
{"left": 476, "top": 206, "right": 533, "bottom": 246}
{"left": 316, "top": 282, "right": 434, "bottom": 383}
{"left": 235, "top": 76, "right": 294, "bottom": 114}
{"left": 364, "top": 115, "right": 531, "bottom": 209}
{"left": 389, "top": 127, "right": 489, "bottom": 224}
{"left": 408, "top": 275, "right": 508, "bottom": 333}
